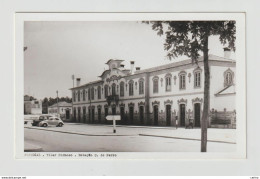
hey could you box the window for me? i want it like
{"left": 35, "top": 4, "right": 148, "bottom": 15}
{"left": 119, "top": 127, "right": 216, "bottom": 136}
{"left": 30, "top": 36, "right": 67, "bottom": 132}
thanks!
{"left": 225, "top": 72, "right": 233, "bottom": 86}
{"left": 88, "top": 88, "right": 90, "bottom": 100}
{"left": 224, "top": 69, "right": 234, "bottom": 87}
{"left": 98, "top": 86, "right": 101, "bottom": 99}
{"left": 73, "top": 91, "right": 76, "bottom": 102}
{"left": 180, "top": 74, "right": 186, "bottom": 89}
{"left": 153, "top": 77, "right": 159, "bottom": 93}
{"left": 104, "top": 85, "right": 108, "bottom": 98}
{"left": 78, "top": 90, "right": 80, "bottom": 101}
{"left": 120, "top": 82, "right": 124, "bottom": 97}
{"left": 129, "top": 80, "right": 134, "bottom": 96}
{"left": 112, "top": 83, "right": 116, "bottom": 95}
{"left": 194, "top": 72, "right": 201, "bottom": 87}
{"left": 83, "top": 89, "right": 86, "bottom": 101}
{"left": 91, "top": 87, "right": 94, "bottom": 100}
{"left": 165, "top": 76, "right": 171, "bottom": 91}
{"left": 139, "top": 79, "right": 144, "bottom": 94}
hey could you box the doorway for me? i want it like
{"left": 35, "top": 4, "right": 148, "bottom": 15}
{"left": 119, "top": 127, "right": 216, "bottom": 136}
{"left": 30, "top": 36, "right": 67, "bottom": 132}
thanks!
{"left": 153, "top": 105, "right": 159, "bottom": 125}
{"left": 98, "top": 108, "right": 101, "bottom": 123}
{"left": 112, "top": 106, "right": 116, "bottom": 115}
{"left": 91, "top": 108, "right": 95, "bottom": 123}
{"left": 180, "top": 104, "right": 186, "bottom": 127}
{"left": 139, "top": 106, "right": 144, "bottom": 125}
{"left": 129, "top": 106, "right": 134, "bottom": 124}
{"left": 194, "top": 103, "right": 201, "bottom": 127}
{"left": 66, "top": 109, "right": 70, "bottom": 120}
{"left": 83, "top": 107, "right": 86, "bottom": 123}
{"left": 78, "top": 107, "right": 81, "bottom": 123}
{"left": 166, "top": 105, "right": 171, "bottom": 126}
{"left": 120, "top": 107, "right": 125, "bottom": 124}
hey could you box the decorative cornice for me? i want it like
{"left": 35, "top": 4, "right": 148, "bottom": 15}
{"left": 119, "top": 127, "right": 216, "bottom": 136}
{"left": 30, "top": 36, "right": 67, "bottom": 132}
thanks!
{"left": 152, "top": 76, "right": 159, "bottom": 81}
{"left": 152, "top": 100, "right": 160, "bottom": 106}
{"left": 128, "top": 102, "right": 135, "bottom": 107}
{"left": 177, "top": 98, "right": 187, "bottom": 104}
{"left": 178, "top": 70, "right": 187, "bottom": 76}
{"left": 138, "top": 101, "right": 145, "bottom": 106}
{"left": 119, "top": 103, "right": 125, "bottom": 107}
{"left": 192, "top": 97, "right": 203, "bottom": 104}
{"left": 164, "top": 99, "right": 173, "bottom": 106}
{"left": 106, "top": 75, "right": 122, "bottom": 83}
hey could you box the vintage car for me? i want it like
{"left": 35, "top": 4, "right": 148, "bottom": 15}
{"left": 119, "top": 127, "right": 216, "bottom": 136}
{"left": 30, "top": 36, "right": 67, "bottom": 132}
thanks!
{"left": 38, "top": 117, "right": 64, "bottom": 127}
{"left": 31, "top": 114, "right": 54, "bottom": 126}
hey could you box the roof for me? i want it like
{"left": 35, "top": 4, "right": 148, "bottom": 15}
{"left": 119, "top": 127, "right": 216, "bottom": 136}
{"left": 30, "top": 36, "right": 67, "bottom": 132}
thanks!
{"left": 134, "top": 54, "right": 235, "bottom": 74}
{"left": 70, "top": 80, "right": 103, "bottom": 90}
{"left": 215, "top": 85, "right": 236, "bottom": 96}
{"left": 105, "top": 59, "right": 124, "bottom": 65}
{"left": 48, "top": 101, "right": 72, "bottom": 108}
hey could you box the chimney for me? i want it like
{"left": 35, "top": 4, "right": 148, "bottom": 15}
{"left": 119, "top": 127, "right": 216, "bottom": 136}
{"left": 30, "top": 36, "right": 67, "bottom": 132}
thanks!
{"left": 130, "top": 61, "right": 135, "bottom": 74}
{"left": 224, "top": 47, "right": 231, "bottom": 59}
{"left": 136, "top": 67, "right": 141, "bottom": 71}
{"left": 76, "top": 78, "right": 81, "bottom": 87}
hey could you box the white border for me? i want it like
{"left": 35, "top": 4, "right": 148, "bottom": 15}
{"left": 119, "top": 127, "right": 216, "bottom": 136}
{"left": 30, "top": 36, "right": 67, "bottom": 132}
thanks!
{"left": 15, "top": 13, "right": 246, "bottom": 160}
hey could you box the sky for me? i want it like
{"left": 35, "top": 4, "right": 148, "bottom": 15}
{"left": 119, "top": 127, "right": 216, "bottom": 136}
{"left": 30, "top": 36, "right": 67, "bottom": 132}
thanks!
{"left": 24, "top": 21, "right": 236, "bottom": 100}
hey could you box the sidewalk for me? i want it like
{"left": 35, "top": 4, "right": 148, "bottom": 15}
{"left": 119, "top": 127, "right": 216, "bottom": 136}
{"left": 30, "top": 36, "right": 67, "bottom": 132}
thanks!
{"left": 24, "top": 122, "right": 236, "bottom": 144}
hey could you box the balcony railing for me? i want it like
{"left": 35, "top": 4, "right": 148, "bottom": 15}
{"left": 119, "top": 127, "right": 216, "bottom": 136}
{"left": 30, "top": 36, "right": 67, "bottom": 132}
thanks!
{"left": 106, "top": 95, "right": 119, "bottom": 106}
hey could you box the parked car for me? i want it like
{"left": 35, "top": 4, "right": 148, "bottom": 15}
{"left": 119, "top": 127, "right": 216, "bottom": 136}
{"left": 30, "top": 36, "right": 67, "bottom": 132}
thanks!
{"left": 39, "top": 117, "right": 64, "bottom": 127}
{"left": 31, "top": 115, "right": 54, "bottom": 126}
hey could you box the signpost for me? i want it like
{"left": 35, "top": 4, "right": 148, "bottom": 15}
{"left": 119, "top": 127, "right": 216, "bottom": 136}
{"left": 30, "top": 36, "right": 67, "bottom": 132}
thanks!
{"left": 106, "top": 115, "right": 121, "bottom": 133}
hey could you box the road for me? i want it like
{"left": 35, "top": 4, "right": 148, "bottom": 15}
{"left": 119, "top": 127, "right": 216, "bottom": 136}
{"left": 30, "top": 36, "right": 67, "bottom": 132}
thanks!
{"left": 24, "top": 124, "right": 236, "bottom": 152}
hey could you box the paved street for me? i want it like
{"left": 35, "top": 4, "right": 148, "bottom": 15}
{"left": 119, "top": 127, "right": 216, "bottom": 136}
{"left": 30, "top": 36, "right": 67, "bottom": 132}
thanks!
{"left": 24, "top": 122, "right": 236, "bottom": 152}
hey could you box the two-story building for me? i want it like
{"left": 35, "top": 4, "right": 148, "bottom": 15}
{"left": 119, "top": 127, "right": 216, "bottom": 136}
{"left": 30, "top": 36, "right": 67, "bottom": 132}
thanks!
{"left": 70, "top": 49, "right": 236, "bottom": 128}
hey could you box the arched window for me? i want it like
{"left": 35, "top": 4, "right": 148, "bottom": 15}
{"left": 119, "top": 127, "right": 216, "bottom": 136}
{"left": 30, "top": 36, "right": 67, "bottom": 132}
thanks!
{"left": 73, "top": 91, "right": 76, "bottom": 102}
{"left": 98, "top": 86, "right": 101, "bottom": 99}
{"left": 91, "top": 87, "right": 94, "bottom": 100}
{"left": 83, "top": 89, "right": 86, "bottom": 101}
{"left": 88, "top": 88, "right": 90, "bottom": 100}
{"left": 225, "top": 72, "right": 233, "bottom": 86}
{"left": 165, "top": 74, "right": 172, "bottom": 92}
{"left": 129, "top": 80, "right": 134, "bottom": 96}
{"left": 112, "top": 83, "right": 116, "bottom": 96}
{"left": 224, "top": 69, "right": 234, "bottom": 87}
{"left": 178, "top": 71, "right": 187, "bottom": 90}
{"left": 78, "top": 90, "right": 80, "bottom": 101}
{"left": 153, "top": 76, "right": 159, "bottom": 93}
{"left": 104, "top": 85, "right": 108, "bottom": 98}
{"left": 139, "top": 78, "right": 144, "bottom": 94}
{"left": 120, "top": 82, "right": 124, "bottom": 97}
{"left": 193, "top": 67, "right": 202, "bottom": 88}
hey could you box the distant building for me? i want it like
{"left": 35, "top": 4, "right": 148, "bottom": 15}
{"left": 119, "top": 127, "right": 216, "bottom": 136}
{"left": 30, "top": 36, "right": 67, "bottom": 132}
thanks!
{"left": 48, "top": 101, "right": 72, "bottom": 121}
{"left": 70, "top": 49, "right": 236, "bottom": 128}
{"left": 24, "top": 95, "right": 42, "bottom": 115}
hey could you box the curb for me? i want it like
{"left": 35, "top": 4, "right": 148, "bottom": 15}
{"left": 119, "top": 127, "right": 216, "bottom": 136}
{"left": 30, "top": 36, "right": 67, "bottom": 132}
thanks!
{"left": 24, "top": 126, "right": 136, "bottom": 137}
{"left": 139, "top": 134, "right": 236, "bottom": 144}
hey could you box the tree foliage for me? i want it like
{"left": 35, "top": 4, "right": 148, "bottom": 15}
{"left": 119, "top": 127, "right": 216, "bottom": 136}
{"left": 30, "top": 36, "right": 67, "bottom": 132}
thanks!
{"left": 144, "top": 21, "right": 236, "bottom": 61}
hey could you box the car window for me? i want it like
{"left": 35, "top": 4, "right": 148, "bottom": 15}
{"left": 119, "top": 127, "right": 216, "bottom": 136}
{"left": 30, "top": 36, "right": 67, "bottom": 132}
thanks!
{"left": 39, "top": 116, "right": 44, "bottom": 120}
{"left": 49, "top": 118, "right": 53, "bottom": 120}
{"left": 55, "top": 118, "right": 59, "bottom": 120}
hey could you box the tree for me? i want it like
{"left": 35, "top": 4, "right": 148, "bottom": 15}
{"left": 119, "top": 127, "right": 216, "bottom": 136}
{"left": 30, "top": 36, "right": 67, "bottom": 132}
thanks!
{"left": 145, "top": 21, "right": 236, "bottom": 152}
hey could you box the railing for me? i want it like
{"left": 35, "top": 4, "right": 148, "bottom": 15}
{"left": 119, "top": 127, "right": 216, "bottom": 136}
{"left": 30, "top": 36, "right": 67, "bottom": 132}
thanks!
{"left": 106, "top": 95, "right": 119, "bottom": 106}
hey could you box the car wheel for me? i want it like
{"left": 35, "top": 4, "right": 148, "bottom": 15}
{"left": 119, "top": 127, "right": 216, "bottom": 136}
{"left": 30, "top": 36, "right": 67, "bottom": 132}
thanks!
{"left": 58, "top": 123, "right": 63, "bottom": 127}
{"left": 42, "top": 123, "right": 47, "bottom": 127}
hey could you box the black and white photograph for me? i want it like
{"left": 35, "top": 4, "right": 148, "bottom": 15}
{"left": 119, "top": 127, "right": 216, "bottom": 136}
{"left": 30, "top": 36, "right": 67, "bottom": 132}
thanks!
{"left": 14, "top": 13, "right": 246, "bottom": 159}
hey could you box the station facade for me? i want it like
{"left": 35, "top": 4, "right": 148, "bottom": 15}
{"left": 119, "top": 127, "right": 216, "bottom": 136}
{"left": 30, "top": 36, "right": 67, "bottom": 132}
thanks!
{"left": 70, "top": 51, "right": 236, "bottom": 128}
